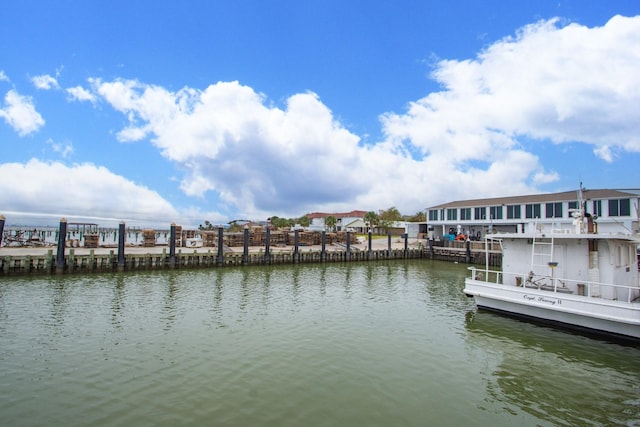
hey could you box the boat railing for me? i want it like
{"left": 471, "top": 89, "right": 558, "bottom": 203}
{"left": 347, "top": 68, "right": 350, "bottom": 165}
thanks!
{"left": 467, "top": 266, "right": 640, "bottom": 303}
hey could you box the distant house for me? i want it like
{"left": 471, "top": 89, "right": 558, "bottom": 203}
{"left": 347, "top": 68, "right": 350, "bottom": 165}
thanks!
{"left": 307, "top": 210, "right": 367, "bottom": 231}
{"left": 426, "top": 188, "right": 640, "bottom": 241}
{"left": 344, "top": 219, "right": 367, "bottom": 233}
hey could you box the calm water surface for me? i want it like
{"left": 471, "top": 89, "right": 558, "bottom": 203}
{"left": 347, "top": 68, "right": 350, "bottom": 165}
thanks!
{"left": 1, "top": 260, "right": 639, "bottom": 426}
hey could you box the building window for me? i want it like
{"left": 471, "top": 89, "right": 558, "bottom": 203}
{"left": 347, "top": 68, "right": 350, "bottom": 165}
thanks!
{"left": 460, "top": 208, "right": 471, "bottom": 220}
{"left": 609, "top": 199, "right": 631, "bottom": 217}
{"left": 545, "top": 202, "right": 563, "bottom": 218}
{"left": 590, "top": 200, "right": 602, "bottom": 217}
{"left": 568, "top": 201, "right": 578, "bottom": 217}
{"left": 489, "top": 206, "right": 503, "bottom": 220}
{"left": 525, "top": 203, "right": 541, "bottom": 219}
{"left": 447, "top": 208, "right": 457, "bottom": 221}
{"left": 474, "top": 207, "right": 486, "bottom": 220}
{"left": 506, "top": 205, "right": 521, "bottom": 219}
{"left": 428, "top": 210, "right": 438, "bottom": 221}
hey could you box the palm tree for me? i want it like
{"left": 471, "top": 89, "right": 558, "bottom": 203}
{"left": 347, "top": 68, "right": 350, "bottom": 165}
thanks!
{"left": 364, "top": 211, "right": 379, "bottom": 233}
{"left": 325, "top": 215, "right": 337, "bottom": 231}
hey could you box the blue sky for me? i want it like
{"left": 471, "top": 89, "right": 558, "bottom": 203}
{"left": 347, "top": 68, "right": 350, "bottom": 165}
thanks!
{"left": 1, "top": 1, "right": 639, "bottom": 227}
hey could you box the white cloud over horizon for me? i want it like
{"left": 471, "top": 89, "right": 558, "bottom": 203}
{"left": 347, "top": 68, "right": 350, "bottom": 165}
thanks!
{"left": 0, "top": 159, "right": 183, "bottom": 225}
{"left": 3, "top": 15, "right": 640, "bottom": 225}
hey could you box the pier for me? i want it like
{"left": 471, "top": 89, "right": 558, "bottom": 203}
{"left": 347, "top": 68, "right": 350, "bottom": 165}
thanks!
{"left": 0, "top": 219, "right": 501, "bottom": 276}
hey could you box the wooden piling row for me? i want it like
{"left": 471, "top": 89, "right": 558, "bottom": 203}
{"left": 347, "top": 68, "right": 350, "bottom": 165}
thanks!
{"left": 0, "top": 246, "right": 501, "bottom": 276}
{"left": 0, "top": 247, "right": 431, "bottom": 276}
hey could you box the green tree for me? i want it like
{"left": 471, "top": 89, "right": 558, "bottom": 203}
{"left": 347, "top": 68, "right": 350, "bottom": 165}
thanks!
{"left": 364, "top": 211, "right": 379, "bottom": 232}
{"left": 404, "top": 211, "right": 426, "bottom": 222}
{"left": 379, "top": 206, "right": 402, "bottom": 222}
{"left": 269, "top": 216, "right": 287, "bottom": 229}
{"left": 325, "top": 215, "right": 337, "bottom": 231}
{"left": 198, "top": 220, "right": 215, "bottom": 230}
{"left": 298, "top": 215, "right": 311, "bottom": 227}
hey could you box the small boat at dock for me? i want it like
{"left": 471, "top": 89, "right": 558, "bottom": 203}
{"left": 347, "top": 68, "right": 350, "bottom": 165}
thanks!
{"left": 464, "top": 189, "right": 640, "bottom": 341}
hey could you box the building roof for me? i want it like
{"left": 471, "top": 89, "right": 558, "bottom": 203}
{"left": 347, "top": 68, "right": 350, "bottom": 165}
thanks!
{"left": 427, "top": 189, "right": 639, "bottom": 210}
{"left": 344, "top": 219, "right": 367, "bottom": 229}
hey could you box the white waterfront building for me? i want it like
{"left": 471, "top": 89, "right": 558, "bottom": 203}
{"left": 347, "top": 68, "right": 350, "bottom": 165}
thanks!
{"left": 426, "top": 188, "right": 640, "bottom": 241}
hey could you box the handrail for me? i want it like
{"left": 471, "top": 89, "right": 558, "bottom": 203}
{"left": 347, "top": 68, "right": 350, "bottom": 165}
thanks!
{"left": 468, "top": 266, "right": 640, "bottom": 303}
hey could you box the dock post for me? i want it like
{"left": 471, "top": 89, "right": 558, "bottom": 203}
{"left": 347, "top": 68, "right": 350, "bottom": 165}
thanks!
{"left": 294, "top": 229, "right": 299, "bottom": 263}
{"left": 368, "top": 229, "right": 373, "bottom": 259}
{"left": 265, "top": 227, "right": 271, "bottom": 264}
{"left": 0, "top": 215, "right": 5, "bottom": 247}
{"left": 429, "top": 238, "right": 434, "bottom": 258}
{"left": 243, "top": 225, "right": 249, "bottom": 265}
{"left": 465, "top": 239, "right": 471, "bottom": 264}
{"left": 403, "top": 233, "right": 408, "bottom": 258}
{"left": 217, "top": 225, "right": 224, "bottom": 266}
{"left": 387, "top": 233, "right": 391, "bottom": 259}
{"left": 321, "top": 230, "right": 326, "bottom": 262}
{"left": 117, "top": 222, "right": 126, "bottom": 271}
{"left": 55, "top": 218, "right": 67, "bottom": 274}
{"left": 346, "top": 231, "right": 351, "bottom": 261}
{"left": 169, "top": 223, "right": 176, "bottom": 268}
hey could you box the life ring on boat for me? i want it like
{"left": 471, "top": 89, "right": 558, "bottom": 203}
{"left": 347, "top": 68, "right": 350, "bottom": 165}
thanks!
{"left": 455, "top": 234, "right": 467, "bottom": 241}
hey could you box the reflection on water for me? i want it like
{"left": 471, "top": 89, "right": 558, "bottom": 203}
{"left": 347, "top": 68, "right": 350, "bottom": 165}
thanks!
{"left": 465, "top": 310, "right": 640, "bottom": 426}
{"left": 0, "top": 260, "right": 638, "bottom": 427}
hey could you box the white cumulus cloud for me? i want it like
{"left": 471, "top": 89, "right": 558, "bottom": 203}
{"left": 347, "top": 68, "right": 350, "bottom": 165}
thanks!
{"left": 74, "top": 15, "right": 640, "bottom": 218}
{"left": 0, "top": 90, "right": 45, "bottom": 136}
{"left": 0, "top": 159, "right": 181, "bottom": 225}
{"left": 66, "top": 85, "right": 96, "bottom": 103}
{"left": 32, "top": 74, "right": 59, "bottom": 90}
{"left": 382, "top": 15, "right": 640, "bottom": 155}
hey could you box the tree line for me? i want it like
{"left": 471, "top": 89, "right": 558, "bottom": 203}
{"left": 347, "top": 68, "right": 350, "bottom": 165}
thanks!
{"left": 199, "top": 207, "right": 425, "bottom": 233}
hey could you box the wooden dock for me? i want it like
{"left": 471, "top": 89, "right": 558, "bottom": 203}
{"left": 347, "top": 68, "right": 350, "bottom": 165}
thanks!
{"left": 0, "top": 219, "right": 502, "bottom": 276}
{"left": 0, "top": 246, "right": 429, "bottom": 276}
{"left": 0, "top": 244, "right": 501, "bottom": 276}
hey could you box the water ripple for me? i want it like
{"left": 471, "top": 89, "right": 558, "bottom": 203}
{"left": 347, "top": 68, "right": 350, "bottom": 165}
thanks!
{"left": 1, "top": 262, "right": 639, "bottom": 427}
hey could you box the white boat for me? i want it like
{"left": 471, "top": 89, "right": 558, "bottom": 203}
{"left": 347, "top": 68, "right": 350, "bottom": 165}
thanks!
{"left": 464, "top": 190, "right": 640, "bottom": 341}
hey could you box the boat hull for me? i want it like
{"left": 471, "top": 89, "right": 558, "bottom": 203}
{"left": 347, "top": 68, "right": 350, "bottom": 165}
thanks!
{"left": 464, "top": 279, "right": 640, "bottom": 340}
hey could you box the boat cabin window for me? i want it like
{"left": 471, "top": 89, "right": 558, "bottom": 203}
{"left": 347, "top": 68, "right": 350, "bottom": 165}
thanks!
{"left": 525, "top": 203, "right": 541, "bottom": 219}
{"left": 589, "top": 200, "right": 602, "bottom": 217}
{"left": 608, "top": 198, "right": 631, "bottom": 217}
{"left": 545, "top": 202, "right": 563, "bottom": 218}
{"left": 489, "top": 206, "right": 503, "bottom": 220}
{"left": 506, "top": 205, "right": 521, "bottom": 219}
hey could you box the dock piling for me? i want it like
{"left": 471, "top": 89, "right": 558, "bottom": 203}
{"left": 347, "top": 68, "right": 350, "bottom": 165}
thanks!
{"left": 56, "top": 218, "right": 67, "bottom": 274}
{"left": 243, "top": 225, "right": 249, "bottom": 265}
{"left": 0, "top": 215, "right": 5, "bottom": 247}
{"left": 346, "top": 231, "right": 351, "bottom": 261}
{"left": 217, "top": 226, "right": 224, "bottom": 266}
{"left": 265, "top": 228, "right": 271, "bottom": 264}
{"left": 169, "top": 223, "right": 176, "bottom": 268}
{"left": 117, "top": 222, "right": 126, "bottom": 271}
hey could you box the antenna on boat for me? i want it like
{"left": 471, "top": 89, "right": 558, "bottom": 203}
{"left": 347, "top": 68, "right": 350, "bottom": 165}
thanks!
{"left": 571, "top": 182, "right": 587, "bottom": 234}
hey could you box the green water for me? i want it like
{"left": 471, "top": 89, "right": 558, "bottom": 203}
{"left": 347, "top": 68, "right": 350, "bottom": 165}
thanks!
{"left": 0, "top": 260, "right": 638, "bottom": 426}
